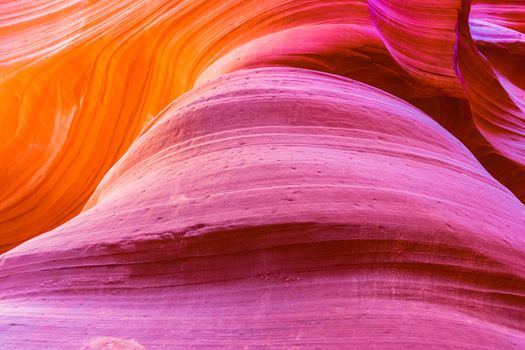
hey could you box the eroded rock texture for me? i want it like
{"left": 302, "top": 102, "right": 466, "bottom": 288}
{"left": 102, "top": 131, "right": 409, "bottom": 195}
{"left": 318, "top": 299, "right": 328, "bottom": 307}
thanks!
{"left": 0, "top": 0, "right": 524, "bottom": 349}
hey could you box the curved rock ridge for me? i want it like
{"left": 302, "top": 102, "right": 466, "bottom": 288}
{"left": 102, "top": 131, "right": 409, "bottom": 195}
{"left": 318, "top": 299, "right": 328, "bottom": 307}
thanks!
{"left": 1, "top": 0, "right": 525, "bottom": 349}
{"left": 0, "top": 0, "right": 375, "bottom": 251}
{"left": 456, "top": 0, "right": 525, "bottom": 199}
{"left": 1, "top": 0, "right": 525, "bottom": 251}
{"left": 1, "top": 68, "right": 525, "bottom": 349}
{"left": 368, "top": 0, "right": 465, "bottom": 95}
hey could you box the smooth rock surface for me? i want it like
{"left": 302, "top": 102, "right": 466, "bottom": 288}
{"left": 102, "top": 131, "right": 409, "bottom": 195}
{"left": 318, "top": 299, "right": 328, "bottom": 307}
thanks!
{"left": 1, "top": 68, "right": 525, "bottom": 349}
{"left": 0, "top": 0, "right": 524, "bottom": 349}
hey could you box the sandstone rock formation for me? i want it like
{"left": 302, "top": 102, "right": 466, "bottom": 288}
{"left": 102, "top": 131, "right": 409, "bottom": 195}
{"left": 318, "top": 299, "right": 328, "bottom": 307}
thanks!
{"left": 0, "top": 0, "right": 524, "bottom": 349}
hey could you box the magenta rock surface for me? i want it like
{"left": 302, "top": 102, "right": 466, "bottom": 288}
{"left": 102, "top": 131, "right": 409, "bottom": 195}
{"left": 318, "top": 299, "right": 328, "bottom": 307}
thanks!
{"left": 1, "top": 68, "right": 525, "bottom": 349}
{"left": 1, "top": 0, "right": 525, "bottom": 349}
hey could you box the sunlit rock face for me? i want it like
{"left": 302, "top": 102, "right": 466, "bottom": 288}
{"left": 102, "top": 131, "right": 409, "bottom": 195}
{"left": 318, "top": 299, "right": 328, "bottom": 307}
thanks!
{"left": 0, "top": 1, "right": 524, "bottom": 349}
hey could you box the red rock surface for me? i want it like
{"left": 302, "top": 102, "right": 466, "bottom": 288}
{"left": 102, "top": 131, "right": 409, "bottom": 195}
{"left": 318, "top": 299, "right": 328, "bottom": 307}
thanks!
{"left": 0, "top": 0, "right": 524, "bottom": 349}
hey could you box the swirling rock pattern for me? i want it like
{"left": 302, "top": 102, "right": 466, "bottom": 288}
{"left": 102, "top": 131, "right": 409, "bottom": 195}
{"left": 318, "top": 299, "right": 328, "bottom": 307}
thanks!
{"left": 0, "top": 1, "right": 524, "bottom": 349}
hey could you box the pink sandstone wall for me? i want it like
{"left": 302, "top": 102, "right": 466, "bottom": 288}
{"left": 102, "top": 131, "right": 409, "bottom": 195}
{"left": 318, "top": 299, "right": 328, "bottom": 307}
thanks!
{"left": 0, "top": 0, "right": 524, "bottom": 348}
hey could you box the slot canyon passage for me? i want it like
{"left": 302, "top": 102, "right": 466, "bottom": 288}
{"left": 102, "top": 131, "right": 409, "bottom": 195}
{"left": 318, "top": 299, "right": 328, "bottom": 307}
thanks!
{"left": 0, "top": 0, "right": 525, "bottom": 349}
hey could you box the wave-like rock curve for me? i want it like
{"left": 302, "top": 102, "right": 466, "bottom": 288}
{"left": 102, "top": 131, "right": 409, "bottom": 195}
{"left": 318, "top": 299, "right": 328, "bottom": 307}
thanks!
{"left": 0, "top": 0, "right": 524, "bottom": 349}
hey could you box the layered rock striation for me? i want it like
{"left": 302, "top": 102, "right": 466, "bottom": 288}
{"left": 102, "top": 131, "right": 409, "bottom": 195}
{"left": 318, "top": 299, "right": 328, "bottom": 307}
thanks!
{"left": 0, "top": 0, "right": 524, "bottom": 348}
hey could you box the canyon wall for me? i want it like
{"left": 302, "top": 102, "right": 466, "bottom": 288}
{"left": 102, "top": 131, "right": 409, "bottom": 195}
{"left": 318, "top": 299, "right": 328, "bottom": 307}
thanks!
{"left": 0, "top": 0, "right": 524, "bottom": 348}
